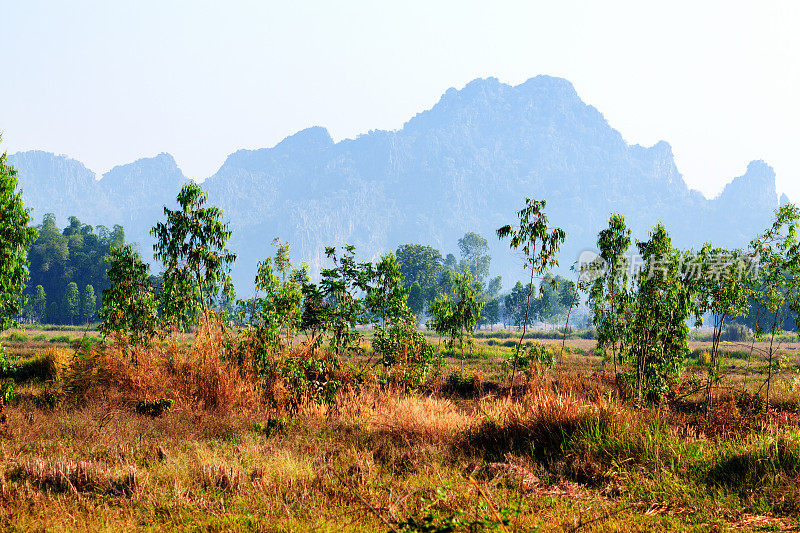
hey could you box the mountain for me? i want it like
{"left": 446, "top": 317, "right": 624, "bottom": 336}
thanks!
{"left": 9, "top": 75, "right": 783, "bottom": 291}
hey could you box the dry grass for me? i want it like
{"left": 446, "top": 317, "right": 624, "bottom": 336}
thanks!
{"left": 332, "top": 387, "right": 474, "bottom": 443}
{"left": 7, "top": 457, "right": 142, "bottom": 496}
{"left": 62, "top": 319, "right": 263, "bottom": 414}
{"left": 3, "top": 327, "right": 800, "bottom": 530}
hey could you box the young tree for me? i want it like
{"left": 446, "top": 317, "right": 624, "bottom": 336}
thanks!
{"left": 64, "top": 282, "right": 80, "bottom": 325}
{"left": 629, "top": 224, "right": 696, "bottom": 403}
{"left": 151, "top": 183, "right": 237, "bottom": 328}
{"left": 580, "top": 214, "right": 633, "bottom": 374}
{"left": 82, "top": 284, "right": 97, "bottom": 323}
{"left": 99, "top": 244, "right": 159, "bottom": 346}
{"left": 428, "top": 269, "right": 483, "bottom": 372}
{"left": 365, "top": 253, "right": 409, "bottom": 328}
{"left": 0, "top": 143, "right": 37, "bottom": 334}
{"left": 692, "top": 245, "right": 749, "bottom": 412}
{"left": 320, "top": 245, "right": 371, "bottom": 357}
{"left": 244, "top": 243, "right": 306, "bottom": 366}
{"left": 32, "top": 285, "right": 47, "bottom": 323}
{"left": 497, "top": 198, "right": 566, "bottom": 395}
{"left": 748, "top": 203, "right": 800, "bottom": 407}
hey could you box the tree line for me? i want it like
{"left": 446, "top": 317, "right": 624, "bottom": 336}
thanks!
{"left": 22, "top": 214, "right": 125, "bottom": 325}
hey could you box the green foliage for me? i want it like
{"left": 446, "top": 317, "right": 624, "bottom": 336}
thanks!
{"left": 81, "top": 284, "right": 96, "bottom": 323}
{"left": 628, "top": 224, "right": 695, "bottom": 402}
{"left": 0, "top": 345, "right": 18, "bottom": 376}
{"left": 267, "top": 351, "right": 341, "bottom": 408}
{"left": 393, "top": 483, "right": 515, "bottom": 533}
{"left": 32, "top": 285, "right": 46, "bottom": 323}
{"left": 693, "top": 244, "right": 750, "bottom": 409}
{"left": 374, "top": 315, "right": 438, "bottom": 389}
{"left": 407, "top": 281, "right": 426, "bottom": 321}
{"left": 151, "top": 182, "right": 237, "bottom": 328}
{"left": 479, "top": 297, "right": 499, "bottom": 328}
{"left": 0, "top": 142, "right": 37, "bottom": 333}
{"left": 99, "top": 244, "right": 158, "bottom": 346}
{"left": 252, "top": 416, "right": 288, "bottom": 437}
{"left": 748, "top": 203, "right": 800, "bottom": 405}
{"left": 64, "top": 282, "right": 80, "bottom": 325}
{"left": 0, "top": 378, "right": 16, "bottom": 404}
{"left": 320, "top": 245, "right": 370, "bottom": 357}
{"left": 26, "top": 214, "right": 122, "bottom": 325}
{"left": 581, "top": 214, "right": 633, "bottom": 372}
{"left": 428, "top": 269, "right": 483, "bottom": 369}
{"left": 457, "top": 231, "right": 491, "bottom": 282}
{"left": 134, "top": 398, "right": 174, "bottom": 417}
{"left": 503, "top": 341, "right": 555, "bottom": 378}
{"left": 395, "top": 243, "right": 443, "bottom": 290}
{"left": 241, "top": 241, "right": 306, "bottom": 371}
{"left": 365, "top": 252, "right": 409, "bottom": 327}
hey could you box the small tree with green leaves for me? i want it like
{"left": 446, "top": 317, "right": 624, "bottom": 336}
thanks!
{"left": 319, "top": 245, "right": 370, "bottom": 357}
{"left": 99, "top": 244, "right": 159, "bottom": 346}
{"left": 693, "top": 245, "right": 750, "bottom": 412}
{"left": 628, "top": 224, "right": 696, "bottom": 403}
{"left": 580, "top": 214, "right": 633, "bottom": 374}
{"left": 151, "top": 182, "right": 237, "bottom": 330}
{"left": 244, "top": 243, "right": 306, "bottom": 371}
{"left": 365, "top": 252, "right": 409, "bottom": 328}
{"left": 365, "top": 253, "right": 435, "bottom": 386}
{"left": 497, "top": 198, "right": 565, "bottom": 395}
{"left": 748, "top": 203, "right": 800, "bottom": 407}
{"left": 428, "top": 269, "right": 483, "bottom": 372}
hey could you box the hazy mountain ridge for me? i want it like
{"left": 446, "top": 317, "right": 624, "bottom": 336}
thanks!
{"left": 9, "top": 75, "right": 781, "bottom": 290}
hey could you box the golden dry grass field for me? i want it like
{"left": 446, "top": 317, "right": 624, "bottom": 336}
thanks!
{"left": 1, "top": 326, "right": 800, "bottom": 531}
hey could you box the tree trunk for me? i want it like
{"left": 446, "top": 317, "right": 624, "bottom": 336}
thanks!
{"left": 509, "top": 266, "right": 536, "bottom": 398}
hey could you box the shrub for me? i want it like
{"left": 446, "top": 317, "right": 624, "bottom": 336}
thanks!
{"left": 64, "top": 317, "right": 263, "bottom": 414}
{"left": 0, "top": 378, "right": 16, "bottom": 404}
{"left": 503, "top": 341, "right": 554, "bottom": 378}
{"left": 253, "top": 416, "right": 288, "bottom": 437}
{"left": 2, "top": 332, "right": 28, "bottom": 343}
{"left": 374, "top": 316, "right": 439, "bottom": 390}
{"left": 135, "top": 398, "right": 174, "bottom": 417}
{"left": 6, "top": 348, "right": 71, "bottom": 382}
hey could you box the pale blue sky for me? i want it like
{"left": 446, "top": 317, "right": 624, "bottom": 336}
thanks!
{"left": 2, "top": 1, "right": 798, "bottom": 199}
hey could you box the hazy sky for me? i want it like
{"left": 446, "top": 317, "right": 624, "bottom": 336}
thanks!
{"left": 2, "top": 1, "right": 798, "bottom": 200}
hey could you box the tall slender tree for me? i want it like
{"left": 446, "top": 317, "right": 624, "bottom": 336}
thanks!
{"left": 64, "top": 282, "right": 80, "bottom": 325}
{"left": 581, "top": 214, "right": 633, "bottom": 374}
{"left": 0, "top": 140, "right": 37, "bottom": 334}
{"left": 497, "top": 198, "right": 565, "bottom": 395}
{"left": 82, "top": 284, "right": 96, "bottom": 324}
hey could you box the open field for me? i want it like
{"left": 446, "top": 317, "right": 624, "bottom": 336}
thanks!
{"left": 2, "top": 327, "right": 800, "bottom": 531}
